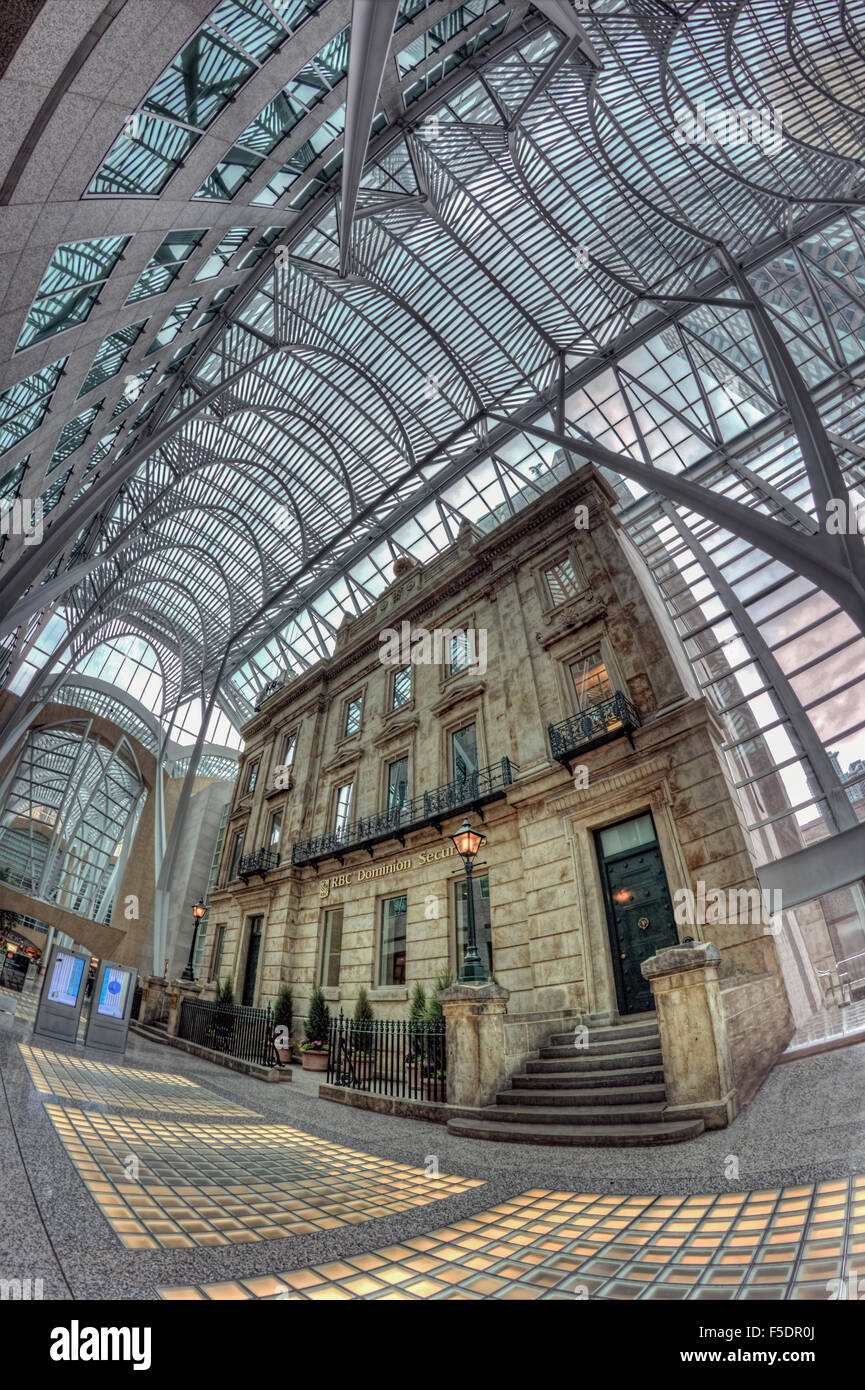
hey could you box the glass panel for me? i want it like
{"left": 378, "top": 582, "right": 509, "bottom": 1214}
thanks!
{"left": 229, "top": 830, "right": 244, "bottom": 877}
{"left": 545, "top": 555, "right": 584, "bottom": 604}
{"left": 344, "top": 695, "right": 362, "bottom": 735}
{"left": 269, "top": 811, "right": 282, "bottom": 850}
{"left": 452, "top": 722, "right": 478, "bottom": 781}
{"left": 598, "top": 813, "right": 657, "bottom": 859}
{"left": 392, "top": 665, "right": 411, "bottom": 708}
{"left": 455, "top": 874, "right": 492, "bottom": 974}
{"left": 387, "top": 757, "right": 409, "bottom": 814}
{"left": 283, "top": 730, "right": 297, "bottom": 765}
{"left": 245, "top": 759, "right": 259, "bottom": 793}
{"left": 320, "top": 907, "right": 343, "bottom": 987}
{"left": 569, "top": 651, "right": 614, "bottom": 710}
{"left": 379, "top": 895, "right": 407, "bottom": 985}
{"left": 449, "top": 629, "right": 470, "bottom": 673}
{"left": 333, "top": 781, "right": 353, "bottom": 834}
{"left": 210, "top": 923, "right": 226, "bottom": 981}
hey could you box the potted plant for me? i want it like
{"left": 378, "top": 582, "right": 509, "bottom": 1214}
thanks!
{"left": 406, "top": 982, "right": 428, "bottom": 1089}
{"left": 213, "top": 978, "right": 235, "bottom": 1051}
{"left": 349, "top": 988, "right": 375, "bottom": 1083}
{"left": 424, "top": 1067, "right": 447, "bottom": 1103}
{"left": 272, "top": 984, "right": 293, "bottom": 1065}
{"left": 301, "top": 986, "right": 331, "bottom": 1071}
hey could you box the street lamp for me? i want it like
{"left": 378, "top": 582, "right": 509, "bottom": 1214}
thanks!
{"left": 450, "top": 817, "right": 486, "bottom": 983}
{"left": 181, "top": 899, "right": 207, "bottom": 982}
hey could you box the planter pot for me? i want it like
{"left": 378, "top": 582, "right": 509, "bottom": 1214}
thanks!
{"left": 275, "top": 1044, "right": 292, "bottom": 1065}
{"left": 301, "top": 1049, "right": 329, "bottom": 1072}
{"left": 428, "top": 1080, "right": 446, "bottom": 1103}
{"left": 347, "top": 1057, "right": 373, "bottom": 1085}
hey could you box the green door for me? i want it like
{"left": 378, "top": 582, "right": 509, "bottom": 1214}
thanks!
{"left": 241, "top": 916, "right": 263, "bottom": 1006}
{"left": 597, "top": 823, "right": 678, "bottom": 1016}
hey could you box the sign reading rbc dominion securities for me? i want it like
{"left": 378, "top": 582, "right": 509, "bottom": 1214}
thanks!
{"left": 319, "top": 844, "right": 458, "bottom": 896}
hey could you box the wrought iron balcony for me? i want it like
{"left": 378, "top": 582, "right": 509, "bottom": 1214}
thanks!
{"left": 548, "top": 692, "right": 640, "bottom": 770}
{"left": 237, "top": 848, "right": 280, "bottom": 883}
{"left": 291, "top": 756, "right": 518, "bottom": 868}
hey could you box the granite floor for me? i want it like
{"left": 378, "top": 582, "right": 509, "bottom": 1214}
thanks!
{"left": 2, "top": 1002, "right": 865, "bottom": 1301}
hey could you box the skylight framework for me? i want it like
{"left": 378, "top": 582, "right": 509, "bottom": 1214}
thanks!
{"left": 0, "top": 719, "right": 146, "bottom": 924}
{"left": 0, "top": 0, "right": 863, "bottom": 907}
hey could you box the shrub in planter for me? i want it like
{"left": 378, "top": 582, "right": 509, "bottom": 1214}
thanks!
{"left": 273, "top": 984, "right": 293, "bottom": 1063}
{"left": 301, "top": 986, "right": 331, "bottom": 1070}
{"left": 213, "top": 978, "right": 236, "bottom": 1050}
{"left": 424, "top": 966, "right": 454, "bottom": 1024}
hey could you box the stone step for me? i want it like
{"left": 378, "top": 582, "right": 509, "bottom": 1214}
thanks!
{"left": 505, "top": 1082, "right": 667, "bottom": 1105}
{"left": 541, "top": 1034, "right": 659, "bottom": 1059}
{"left": 548, "top": 1020, "right": 659, "bottom": 1047}
{"left": 529, "top": 1049, "right": 663, "bottom": 1072}
{"left": 491, "top": 1099, "right": 668, "bottom": 1124}
{"left": 447, "top": 1115, "right": 705, "bottom": 1147}
{"left": 524, "top": 1059, "right": 665, "bottom": 1084}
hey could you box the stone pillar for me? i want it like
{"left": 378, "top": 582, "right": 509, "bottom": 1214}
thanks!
{"left": 641, "top": 942, "right": 738, "bottom": 1129}
{"left": 166, "top": 980, "right": 202, "bottom": 1036}
{"left": 140, "top": 975, "right": 168, "bottom": 1025}
{"left": 439, "top": 982, "right": 509, "bottom": 1107}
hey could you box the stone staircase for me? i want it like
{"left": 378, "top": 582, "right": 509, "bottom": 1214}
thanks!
{"left": 447, "top": 1015, "right": 705, "bottom": 1147}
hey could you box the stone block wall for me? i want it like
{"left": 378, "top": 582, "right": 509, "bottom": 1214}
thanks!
{"left": 721, "top": 970, "right": 795, "bottom": 1108}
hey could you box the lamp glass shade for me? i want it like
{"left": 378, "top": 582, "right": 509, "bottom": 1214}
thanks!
{"left": 192, "top": 900, "right": 207, "bottom": 919}
{"left": 451, "top": 820, "right": 484, "bottom": 859}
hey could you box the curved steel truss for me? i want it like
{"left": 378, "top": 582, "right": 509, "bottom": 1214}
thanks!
{"left": 0, "top": 0, "right": 863, "bottom": 880}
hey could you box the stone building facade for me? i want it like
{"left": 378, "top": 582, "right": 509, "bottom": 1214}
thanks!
{"left": 207, "top": 465, "right": 793, "bottom": 1083}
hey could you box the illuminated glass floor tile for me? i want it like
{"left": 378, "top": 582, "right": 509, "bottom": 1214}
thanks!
{"left": 159, "top": 1182, "right": 864, "bottom": 1300}
{"left": 20, "top": 1045, "right": 255, "bottom": 1116}
{"left": 45, "top": 1104, "right": 481, "bottom": 1249}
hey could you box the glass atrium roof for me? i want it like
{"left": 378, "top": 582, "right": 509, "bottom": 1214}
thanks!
{"left": 0, "top": 0, "right": 863, "bottom": 858}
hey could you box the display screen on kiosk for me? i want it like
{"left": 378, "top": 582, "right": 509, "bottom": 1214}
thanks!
{"left": 97, "top": 966, "right": 130, "bottom": 1020}
{"left": 48, "top": 952, "right": 85, "bottom": 1008}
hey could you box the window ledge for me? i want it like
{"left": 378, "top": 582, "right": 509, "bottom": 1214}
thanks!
{"left": 321, "top": 987, "right": 340, "bottom": 1003}
{"left": 369, "top": 986, "right": 408, "bottom": 1002}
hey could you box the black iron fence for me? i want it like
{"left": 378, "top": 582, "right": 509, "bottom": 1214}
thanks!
{"left": 292, "top": 756, "right": 517, "bottom": 866}
{"left": 326, "top": 1014, "right": 447, "bottom": 1102}
{"left": 548, "top": 692, "right": 640, "bottom": 767}
{"left": 178, "top": 997, "right": 277, "bottom": 1067}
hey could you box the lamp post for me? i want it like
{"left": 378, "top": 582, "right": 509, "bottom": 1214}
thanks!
{"left": 450, "top": 817, "right": 486, "bottom": 983}
{"left": 181, "top": 899, "right": 207, "bottom": 982}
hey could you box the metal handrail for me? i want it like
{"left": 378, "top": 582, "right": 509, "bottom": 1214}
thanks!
{"left": 292, "top": 755, "right": 518, "bottom": 866}
{"left": 548, "top": 691, "right": 640, "bottom": 766}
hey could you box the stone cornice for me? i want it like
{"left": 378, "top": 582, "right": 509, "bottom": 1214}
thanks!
{"left": 546, "top": 752, "right": 674, "bottom": 814}
{"left": 429, "top": 679, "right": 487, "bottom": 719}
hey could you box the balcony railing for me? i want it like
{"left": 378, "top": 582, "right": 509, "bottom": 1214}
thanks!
{"left": 548, "top": 692, "right": 640, "bottom": 770}
{"left": 291, "top": 756, "right": 518, "bottom": 867}
{"left": 237, "top": 848, "right": 280, "bottom": 883}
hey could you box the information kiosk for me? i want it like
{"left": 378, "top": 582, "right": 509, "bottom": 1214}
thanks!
{"left": 33, "top": 944, "right": 90, "bottom": 1043}
{"left": 83, "top": 959, "right": 137, "bottom": 1054}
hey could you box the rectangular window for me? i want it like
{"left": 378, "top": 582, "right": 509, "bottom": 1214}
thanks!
{"left": 379, "top": 895, "right": 407, "bottom": 985}
{"left": 392, "top": 665, "right": 411, "bottom": 709}
{"left": 319, "top": 907, "right": 343, "bottom": 987}
{"left": 455, "top": 874, "right": 492, "bottom": 976}
{"left": 245, "top": 759, "right": 259, "bottom": 793}
{"left": 210, "top": 923, "right": 226, "bottom": 981}
{"left": 569, "top": 650, "right": 613, "bottom": 710}
{"left": 451, "top": 722, "right": 478, "bottom": 783}
{"left": 387, "top": 756, "right": 408, "bottom": 819}
{"left": 268, "top": 810, "right": 282, "bottom": 852}
{"left": 333, "top": 781, "right": 353, "bottom": 836}
{"left": 545, "top": 555, "right": 583, "bottom": 605}
{"left": 449, "top": 629, "right": 470, "bottom": 674}
{"left": 282, "top": 730, "right": 297, "bottom": 765}
{"left": 344, "top": 695, "right": 363, "bottom": 736}
{"left": 228, "top": 829, "right": 244, "bottom": 878}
